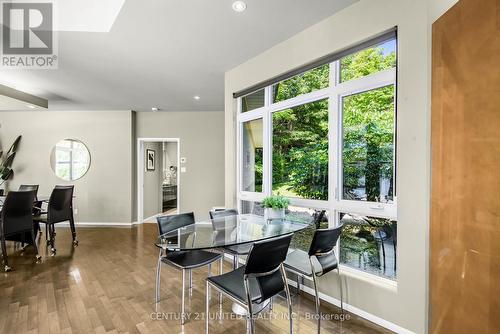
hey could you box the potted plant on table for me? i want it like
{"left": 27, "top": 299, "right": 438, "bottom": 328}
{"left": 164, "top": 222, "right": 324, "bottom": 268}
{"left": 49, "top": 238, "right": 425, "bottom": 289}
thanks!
{"left": 262, "top": 194, "right": 290, "bottom": 220}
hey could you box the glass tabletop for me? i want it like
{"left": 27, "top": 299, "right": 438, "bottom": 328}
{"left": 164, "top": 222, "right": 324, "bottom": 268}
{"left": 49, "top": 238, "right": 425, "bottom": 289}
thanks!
{"left": 155, "top": 214, "right": 311, "bottom": 251}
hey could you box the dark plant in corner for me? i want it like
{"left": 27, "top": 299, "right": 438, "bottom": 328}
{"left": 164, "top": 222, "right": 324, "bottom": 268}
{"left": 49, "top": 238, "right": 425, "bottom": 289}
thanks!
{"left": 0, "top": 135, "right": 22, "bottom": 189}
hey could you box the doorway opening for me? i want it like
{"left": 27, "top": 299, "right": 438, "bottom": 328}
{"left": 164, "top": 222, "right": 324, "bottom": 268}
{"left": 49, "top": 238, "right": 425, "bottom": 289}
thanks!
{"left": 137, "top": 138, "right": 180, "bottom": 223}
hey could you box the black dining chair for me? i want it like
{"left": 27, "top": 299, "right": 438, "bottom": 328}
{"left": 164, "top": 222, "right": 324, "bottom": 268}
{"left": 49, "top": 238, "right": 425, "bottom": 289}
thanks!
{"left": 155, "top": 212, "right": 223, "bottom": 325}
{"left": 0, "top": 190, "right": 41, "bottom": 271}
{"left": 284, "top": 225, "right": 344, "bottom": 334}
{"left": 206, "top": 234, "right": 293, "bottom": 334}
{"left": 33, "top": 185, "right": 77, "bottom": 256}
{"left": 18, "top": 184, "right": 41, "bottom": 244}
{"left": 209, "top": 208, "right": 252, "bottom": 270}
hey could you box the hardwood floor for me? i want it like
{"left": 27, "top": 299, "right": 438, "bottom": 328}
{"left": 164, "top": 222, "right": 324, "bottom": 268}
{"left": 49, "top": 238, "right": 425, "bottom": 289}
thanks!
{"left": 0, "top": 224, "right": 392, "bottom": 334}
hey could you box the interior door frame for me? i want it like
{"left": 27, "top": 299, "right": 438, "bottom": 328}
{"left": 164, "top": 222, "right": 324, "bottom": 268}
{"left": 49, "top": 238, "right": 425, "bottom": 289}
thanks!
{"left": 137, "top": 137, "right": 180, "bottom": 223}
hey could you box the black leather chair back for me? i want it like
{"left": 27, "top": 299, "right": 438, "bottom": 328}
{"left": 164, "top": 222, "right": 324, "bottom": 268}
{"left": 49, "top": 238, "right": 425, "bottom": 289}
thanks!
{"left": 156, "top": 212, "right": 195, "bottom": 235}
{"left": 19, "top": 184, "right": 39, "bottom": 193}
{"left": 308, "top": 225, "right": 343, "bottom": 275}
{"left": 19, "top": 185, "right": 39, "bottom": 210}
{"left": 48, "top": 185, "right": 74, "bottom": 223}
{"left": 245, "top": 234, "right": 293, "bottom": 301}
{"left": 1, "top": 190, "right": 36, "bottom": 235}
{"left": 209, "top": 209, "right": 238, "bottom": 220}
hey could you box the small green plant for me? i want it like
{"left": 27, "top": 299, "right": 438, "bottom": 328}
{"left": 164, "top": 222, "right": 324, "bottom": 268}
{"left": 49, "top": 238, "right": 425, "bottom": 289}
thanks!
{"left": 262, "top": 194, "right": 290, "bottom": 210}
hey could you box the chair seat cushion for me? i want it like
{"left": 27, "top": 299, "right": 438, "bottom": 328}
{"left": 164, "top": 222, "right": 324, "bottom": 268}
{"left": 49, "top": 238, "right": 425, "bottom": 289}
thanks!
{"left": 284, "top": 249, "right": 330, "bottom": 277}
{"left": 207, "top": 266, "right": 263, "bottom": 304}
{"left": 162, "top": 250, "right": 221, "bottom": 269}
{"left": 225, "top": 243, "right": 252, "bottom": 255}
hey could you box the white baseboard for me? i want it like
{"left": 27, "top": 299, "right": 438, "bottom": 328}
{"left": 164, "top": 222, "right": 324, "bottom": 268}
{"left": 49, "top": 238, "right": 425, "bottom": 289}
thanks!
{"left": 285, "top": 277, "right": 414, "bottom": 334}
{"left": 53, "top": 222, "right": 134, "bottom": 228}
{"left": 221, "top": 254, "right": 413, "bottom": 334}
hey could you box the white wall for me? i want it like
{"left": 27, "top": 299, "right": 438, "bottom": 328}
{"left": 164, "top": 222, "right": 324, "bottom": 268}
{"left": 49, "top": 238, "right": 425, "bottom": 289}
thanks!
{"left": 0, "top": 111, "right": 133, "bottom": 223}
{"left": 224, "top": 0, "right": 456, "bottom": 332}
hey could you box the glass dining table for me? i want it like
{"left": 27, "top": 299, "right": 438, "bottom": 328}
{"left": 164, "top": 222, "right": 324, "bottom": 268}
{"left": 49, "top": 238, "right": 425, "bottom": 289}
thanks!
{"left": 155, "top": 213, "right": 312, "bottom": 314}
{"left": 155, "top": 213, "right": 311, "bottom": 252}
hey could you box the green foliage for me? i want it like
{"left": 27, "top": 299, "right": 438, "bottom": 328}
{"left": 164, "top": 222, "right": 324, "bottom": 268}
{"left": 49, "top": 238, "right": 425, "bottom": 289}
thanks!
{"left": 272, "top": 99, "right": 329, "bottom": 200}
{"left": 262, "top": 194, "right": 290, "bottom": 209}
{"left": 0, "top": 135, "right": 22, "bottom": 185}
{"left": 340, "top": 47, "right": 396, "bottom": 82}
{"left": 272, "top": 43, "right": 395, "bottom": 201}
{"left": 273, "top": 64, "right": 329, "bottom": 103}
{"left": 343, "top": 86, "right": 395, "bottom": 201}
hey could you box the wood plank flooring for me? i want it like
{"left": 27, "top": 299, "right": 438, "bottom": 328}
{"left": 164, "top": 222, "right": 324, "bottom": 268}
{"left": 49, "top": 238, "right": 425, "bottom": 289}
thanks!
{"left": 0, "top": 224, "right": 393, "bottom": 334}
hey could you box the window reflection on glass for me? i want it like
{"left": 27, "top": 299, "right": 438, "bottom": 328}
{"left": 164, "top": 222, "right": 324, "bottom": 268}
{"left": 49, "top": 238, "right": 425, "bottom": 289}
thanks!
{"left": 240, "top": 200, "right": 264, "bottom": 216}
{"left": 272, "top": 99, "right": 329, "bottom": 200}
{"left": 241, "top": 89, "right": 265, "bottom": 113}
{"left": 339, "top": 212, "right": 397, "bottom": 280}
{"left": 286, "top": 206, "right": 329, "bottom": 252}
{"left": 50, "top": 139, "right": 91, "bottom": 181}
{"left": 242, "top": 118, "right": 263, "bottom": 192}
{"left": 340, "top": 38, "right": 396, "bottom": 83}
{"left": 272, "top": 64, "right": 329, "bottom": 103}
{"left": 342, "top": 85, "right": 395, "bottom": 202}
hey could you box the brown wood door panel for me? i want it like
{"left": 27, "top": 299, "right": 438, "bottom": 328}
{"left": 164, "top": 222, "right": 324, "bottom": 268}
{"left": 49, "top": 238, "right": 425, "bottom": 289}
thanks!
{"left": 431, "top": 0, "right": 500, "bottom": 333}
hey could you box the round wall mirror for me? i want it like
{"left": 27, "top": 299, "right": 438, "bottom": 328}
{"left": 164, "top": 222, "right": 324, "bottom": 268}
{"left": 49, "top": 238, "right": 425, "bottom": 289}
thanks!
{"left": 50, "top": 139, "right": 91, "bottom": 181}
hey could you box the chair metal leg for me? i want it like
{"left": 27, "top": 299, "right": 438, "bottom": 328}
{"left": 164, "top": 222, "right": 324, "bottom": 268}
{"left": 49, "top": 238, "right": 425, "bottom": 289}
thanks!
{"left": 181, "top": 269, "right": 186, "bottom": 325}
{"left": 1, "top": 235, "right": 11, "bottom": 272}
{"left": 49, "top": 224, "right": 56, "bottom": 256}
{"left": 309, "top": 258, "right": 321, "bottom": 334}
{"left": 233, "top": 254, "right": 238, "bottom": 269}
{"left": 281, "top": 265, "right": 293, "bottom": 334}
{"left": 31, "top": 229, "right": 42, "bottom": 263}
{"left": 155, "top": 250, "right": 162, "bottom": 303}
{"left": 296, "top": 274, "right": 301, "bottom": 295}
{"left": 235, "top": 254, "right": 239, "bottom": 269}
{"left": 337, "top": 267, "right": 344, "bottom": 315}
{"left": 219, "top": 257, "right": 223, "bottom": 305}
{"left": 70, "top": 216, "right": 78, "bottom": 246}
{"left": 189, "top": 269, "right": 193, "bottom": 296}
{"left": 205, "top": 281, "right": 210, "bottom": 334}
{"left": 244, "top": 279, "right": 255, "bottom": 334}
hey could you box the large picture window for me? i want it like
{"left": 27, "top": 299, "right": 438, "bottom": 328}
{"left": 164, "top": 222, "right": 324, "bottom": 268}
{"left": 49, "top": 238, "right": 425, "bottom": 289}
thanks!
{"left": 236, "top": 34, "right": 397, "bottom": 281}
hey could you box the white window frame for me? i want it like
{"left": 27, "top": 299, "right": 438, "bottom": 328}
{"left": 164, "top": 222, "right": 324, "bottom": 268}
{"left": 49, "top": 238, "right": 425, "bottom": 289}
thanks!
{"left": 235, "top": 39, "right": 398, "bottom": 283}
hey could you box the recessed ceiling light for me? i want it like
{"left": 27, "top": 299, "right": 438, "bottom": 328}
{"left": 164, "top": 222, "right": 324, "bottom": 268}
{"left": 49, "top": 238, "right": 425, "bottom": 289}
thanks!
{"left": 27, "top": 105, "right": 36, "bottom": 109}
{"left": 151, "top": 107, "right": 159, "bottom": 112}
{"left": 193, "top": 95, "right": 201, "bottom": 100}
{"left": 232, "top": 1, "right": 247, "bottom": 12}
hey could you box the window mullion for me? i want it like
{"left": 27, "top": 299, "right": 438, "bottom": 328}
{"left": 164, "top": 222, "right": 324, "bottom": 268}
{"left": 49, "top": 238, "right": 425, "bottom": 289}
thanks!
{"left": 330, "top": 61, "right": 341, "bottom": 226}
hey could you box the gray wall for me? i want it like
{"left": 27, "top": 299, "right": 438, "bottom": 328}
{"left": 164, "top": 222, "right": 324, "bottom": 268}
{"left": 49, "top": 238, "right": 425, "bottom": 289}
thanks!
{"left": 143, "top": 141, "right": 163, "bottom": 218}
{"left": 135, "top": 111, "right": 225, "bottom": 221}
{"left": 164, "top": 142, "right": 178, "bottom": 173}
{"left": 0, "top": 111, "right": 133, "bottom": 223}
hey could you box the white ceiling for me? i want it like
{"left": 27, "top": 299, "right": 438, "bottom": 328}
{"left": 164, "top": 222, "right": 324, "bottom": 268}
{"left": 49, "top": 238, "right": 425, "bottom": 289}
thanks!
{"left": 0, "top": 0, "right": 357, "bottom": 112}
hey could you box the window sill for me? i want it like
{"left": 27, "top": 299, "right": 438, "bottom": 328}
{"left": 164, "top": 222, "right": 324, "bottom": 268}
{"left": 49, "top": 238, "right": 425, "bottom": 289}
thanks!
{"left": 338, "top": 264, "right": 397, "bottom": 291}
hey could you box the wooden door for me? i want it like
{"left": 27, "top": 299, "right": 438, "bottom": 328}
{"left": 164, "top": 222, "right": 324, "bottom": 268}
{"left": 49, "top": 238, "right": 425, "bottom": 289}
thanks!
{"left": 431, "top": 0, "right": 500, "bottom": 333}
